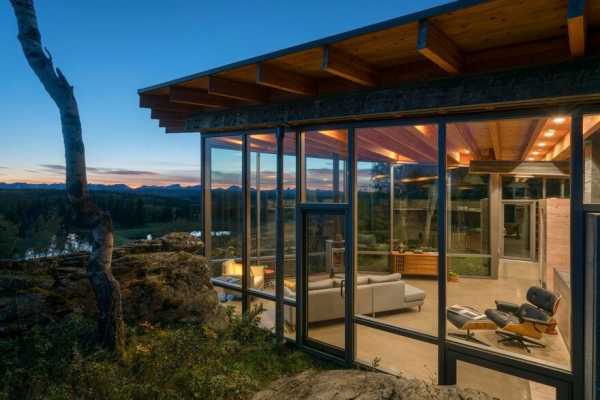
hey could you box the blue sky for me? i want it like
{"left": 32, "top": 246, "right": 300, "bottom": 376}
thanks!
{"left": 1, "top": 0, "right": 446, "bottom": 187}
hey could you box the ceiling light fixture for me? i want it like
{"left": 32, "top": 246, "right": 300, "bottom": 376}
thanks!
{"left": 538, "top": 142, "right": 546, "bottom": 147}
{"left": 553, "top": 116, "right": 566, "bottom": 124}
{"left": 532, "top": 151, "right": 540, "bottom": 155}
{"left": 544, "top": 129, "right": 556, "bottom": 138}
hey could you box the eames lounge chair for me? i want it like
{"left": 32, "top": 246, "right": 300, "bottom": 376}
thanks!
{"left": 485, "top": 286, "right": 560, "bottom": 353}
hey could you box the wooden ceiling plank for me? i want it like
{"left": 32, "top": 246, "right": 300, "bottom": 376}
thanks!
{"left": 520, "top": 119, "right": 548, "bottom": 160}
{"left": 207, "top": 76, "right": 269, "bottom": 103}
{"left": 170, "top": 87, "right": 231, "bottom": 108}
{"left": 256, "top": 63, "right": 317, "bottom": 96}
{"left": 417, "top": 19, "right": 463, "bottom": 75}
{"left": 568, "top": 0, "right": 587, "bottom": 57}
{"left": 368, "top": 128, "right": 437, "bottom": 163}
{"left": 321, "top": 46, "right": 378, "bottom": 87}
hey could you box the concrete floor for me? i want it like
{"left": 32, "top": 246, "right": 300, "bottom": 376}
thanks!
{"left": 217, "top": 258, "right": 569, "bottom": 400}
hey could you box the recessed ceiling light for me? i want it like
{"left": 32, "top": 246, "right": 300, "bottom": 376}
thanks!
{"left": 532, "top": 151, "right": 541, "bottom": 155}
{"left": 538, "top": 142, "right": 546, "bottom": 147}
{"left": 553, "top": 116, "right": 566, "bottom": 124}
{"left": 463, "top": 149, "right": 471, "bottom": 155}
{"left": 544, "top": 129, "right": 556, "bottom": 138}
{"left": 527, "top": 157, "right": 535, "bottom": 161}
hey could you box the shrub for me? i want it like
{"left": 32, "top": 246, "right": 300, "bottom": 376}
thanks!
{"left": 0, "top": 307, "right": 330, "bottom": 400}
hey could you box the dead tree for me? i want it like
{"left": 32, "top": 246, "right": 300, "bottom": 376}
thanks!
{"left": 10, "top": 0, "right": 124, "bottom": 351}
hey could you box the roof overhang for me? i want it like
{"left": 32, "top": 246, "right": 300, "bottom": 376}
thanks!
{"left": 138, "top": 0, "right": 600, "bottom": 133}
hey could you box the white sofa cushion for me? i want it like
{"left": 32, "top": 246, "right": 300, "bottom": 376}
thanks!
{"left": 368, "top": 273, "right": 402, "bottom": 283}
{"left": 308, "top": 279, "right": 334, "bottom": 290}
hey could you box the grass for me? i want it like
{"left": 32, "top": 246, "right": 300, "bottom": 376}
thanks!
{"left": 0, "top": 307, "right": 332, "bottom": 400}
{"left": 113, "top": 221, "right": 201, "bottom": 245}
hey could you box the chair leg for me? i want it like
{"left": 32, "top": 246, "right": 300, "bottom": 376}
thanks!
{"left": 495, "top": 330, "right": 545, "bottom": 353}
{"left": 449, "top": 329, "right": 490, "bottom": 347}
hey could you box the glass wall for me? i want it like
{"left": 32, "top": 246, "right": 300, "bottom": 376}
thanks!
{"left": 355, "top": 124, "right": 438, "bottom": 336}
{"left": 584, "top": 113, "right": 600, "bottom": 204}
{"left": 204, "top": 112, "right": 581, "bottom": 395}
{"left": 446, "top": 116, "right": 572, "bottom": 370}
{"left": 207, "top": 136, "right": 243, "bottom": 286}
{"left": 249, "top": 133, "right": 277, "bottom": 294}
{"left": 303, "top": 129, "right": 348, "bottom": 203}
{"left": 457, "top": 361, "right": 556, "bottom": 400}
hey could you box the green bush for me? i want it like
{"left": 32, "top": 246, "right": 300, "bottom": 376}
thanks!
{"left": 0, "top": 308, "right": 330, "bottom": 400}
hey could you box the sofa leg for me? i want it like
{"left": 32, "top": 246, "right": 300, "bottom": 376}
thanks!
{"left": 418, "top": 305, "right": 422, "bottom": 312}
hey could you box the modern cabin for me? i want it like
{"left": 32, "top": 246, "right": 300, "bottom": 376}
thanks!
{"left": 138, "top": 1, "right": 600, "bottom": 399}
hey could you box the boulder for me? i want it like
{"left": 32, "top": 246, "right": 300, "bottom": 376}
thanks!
{"left": 0, "top": 233, "right": 226, "bottom": 336}
{"left": 252, "top": 370, "right": 497, "bottom": 400}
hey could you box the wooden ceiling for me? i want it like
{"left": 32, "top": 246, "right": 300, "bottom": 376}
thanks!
{"left": 139, "top": 0, "right": 600, "bottom": 133}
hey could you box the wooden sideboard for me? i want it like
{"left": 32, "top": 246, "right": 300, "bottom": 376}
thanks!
{"left": 391, "top": 252, "right": 438, "bottom": 277}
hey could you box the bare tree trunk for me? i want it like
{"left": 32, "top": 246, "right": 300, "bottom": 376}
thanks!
{"left": 10, "top": 0, "right": 124, "bottom": 352}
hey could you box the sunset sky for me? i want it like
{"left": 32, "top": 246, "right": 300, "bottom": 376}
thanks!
{"left": 1, "top": 1, "right": 445, "bottom": 188}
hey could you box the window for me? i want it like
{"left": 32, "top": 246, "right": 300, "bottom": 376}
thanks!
{"left": 249, "top": 133, "right": 277, "bottom": 294}
{"left": 206, "top": 136, "right": 243, "bottom": 286}
{"left": 355, "top": 124, "right": 438, "bottom": 336}
{"left": 446, "top": 117, "right": 572, "bottom": 371}
{"left": 584, "top": 114, "right": 600, "bottom": 204}
{"left": 303, "top": 129, "right": 348, "bottom": 203}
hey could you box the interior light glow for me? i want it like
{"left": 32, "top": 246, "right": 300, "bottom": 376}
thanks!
{"left": 537, "top": 142, "right": 546, "bottom": 147}
{"left": 544, "top": 129, "right": 556, "bottom": 138}
{"left": 553, "top": 116, "right": 566, "bottom": 124}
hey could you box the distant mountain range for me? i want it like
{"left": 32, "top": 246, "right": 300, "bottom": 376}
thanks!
{"left": 0, "top": 182, "right": 203, "bottom": 200}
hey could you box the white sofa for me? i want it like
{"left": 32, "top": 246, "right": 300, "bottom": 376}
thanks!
{"left": 221, "top": 259, "right": 265, "bottom": 289}
{"left": 284, "top": 273, "right": 425, "bottom": 328}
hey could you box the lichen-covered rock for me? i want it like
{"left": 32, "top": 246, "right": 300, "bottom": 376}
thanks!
{"left": 252, "top": 370, "right": 497, "bottom": 400}
{"left": 0, "top": 233, "right": 225, "bottom": 336}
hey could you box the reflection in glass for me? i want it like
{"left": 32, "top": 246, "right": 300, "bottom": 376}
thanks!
{"left": 304, "top": 130, "right": 348, "bottom": 203}
{"left": 249, "top": 134, "right": 277, "bottom": 294}
{"left": 304, "top": 213, "right": 346, "bottom": 350}
{"left": 355, "top": 125, "right": 438, "bottom": 336}
{"left": 446, "top": 117, "right": 572, "bottom": 371}
{"left": 207, "top": 136, "right": 243, "bottom": 286}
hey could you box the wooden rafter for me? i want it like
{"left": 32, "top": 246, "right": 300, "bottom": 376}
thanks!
{"left": 568, "top": 0, "right": 587, "bottom": 57}
{"left": 159, "top": 119, "right": 185, "bottom": 128}
{"left": 520, "top": 118, "right": 548, "bottom": 160}
{"left": 488, "top": 121, "right": 502, "bottom": 160}
{"left": 321, "top": 46, "right": 377, "bottom": 87}
{"left": 207, "top": 76, "right": 269, "bottom": 103}
{"left": 417, "top": 19, "right": 463, "bottom": 74}
{"left": 454, "top": 123, "right": 482, "bottom": 160}
{"left": 169, "top": 87, "right": 232, "bottom": 108}
{"left": 368, "top": 128, "right": 436, "bottom": 163}
{"left": 139, "top": 94, "right": 199, "bottom": 113}
{"left": 256, "top": 63, "right": 317, "bottom": 96}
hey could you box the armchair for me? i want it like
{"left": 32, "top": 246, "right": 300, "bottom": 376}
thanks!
{"left": 485, "top": 286, "right": 560, "bottom": 353}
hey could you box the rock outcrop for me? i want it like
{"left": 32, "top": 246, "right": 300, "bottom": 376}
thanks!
{"left": 0, "top": 233, "right": 227, "bottom": 336}
{"left": 252, "top": 370, "right": 497, "bottom": 400}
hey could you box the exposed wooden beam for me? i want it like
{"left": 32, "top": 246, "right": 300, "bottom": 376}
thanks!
{"left": 256, "top": 63, "right": 317, "bottom": 96}
{"left": 165, "top": 127, "right": 189, "bottom": 134}
{"left": 369, "top": 128, "right": 437, "bottom": 163}
{"left": 170, "top": 87, "right": 232, "bottom": 108}
{"left": 139, "top": 94, "right": 199, "bottom": 113}
{"left": 321, "top": 46, "right": 377, "bottom": 87}
{"left": 520, "top": 119, "right": 548, "bottom": 160}
{"left": 151, "top": 109, "right": 189, "bottom": 121}
{"left": 417, "top": 19, "right": 463, "bottom": 74}
{"left": 489, "top": 122, "right": 502, "bottom": 160}
{"left": 470, "top": 160, "right": 569, "bottom": 176}
{"left": 207, "top": 76, "right": 269, "bottom": 103}
{"left": 454, "top": 123, "right": 482, "bottom": 160}
{"left": 188, "top": 58, "right": 600, "bottom": 132}
{"left": 568, "top": 0, "right": 587, "bottom": 57}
